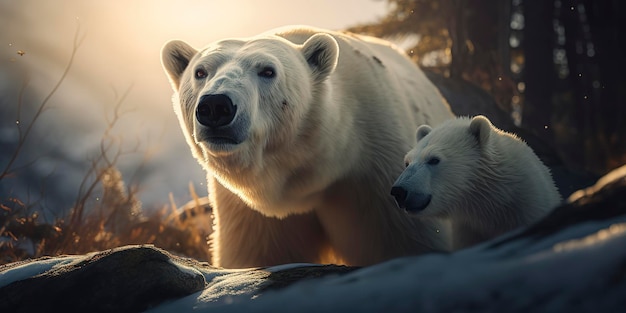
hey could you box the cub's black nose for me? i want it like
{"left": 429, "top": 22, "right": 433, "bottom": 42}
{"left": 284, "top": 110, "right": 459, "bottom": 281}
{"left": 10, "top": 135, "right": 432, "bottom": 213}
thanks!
{"left": 196, "top": 94, "right": 236, "bottom": 128}
{"left": 390, "top": 185, "right": 407, "bottom": 208}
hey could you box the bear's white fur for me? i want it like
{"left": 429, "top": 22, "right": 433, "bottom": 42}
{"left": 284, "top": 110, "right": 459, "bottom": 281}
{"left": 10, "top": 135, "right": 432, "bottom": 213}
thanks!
{"left": 161, "top": 25, "right": 454, "bottom": 268}
{"left": 391, "top": 115, "right": 562, "bottom": 250}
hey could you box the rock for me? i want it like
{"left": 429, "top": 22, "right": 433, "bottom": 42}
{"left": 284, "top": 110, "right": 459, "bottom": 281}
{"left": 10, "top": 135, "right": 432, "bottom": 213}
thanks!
{"left": 490, "top": 164, "right": 626, "bottom": 248}
{"left": 424, "top": 70, "right": 599, "bottom": 196}
{"left": 0, "top": 245, "right": 206, "bottom": 313}
{"left": 424, "top": 70, "right": 516, "bottom": 132}
{"left": 262, "top": 264, "right": 359, "bottom": 291}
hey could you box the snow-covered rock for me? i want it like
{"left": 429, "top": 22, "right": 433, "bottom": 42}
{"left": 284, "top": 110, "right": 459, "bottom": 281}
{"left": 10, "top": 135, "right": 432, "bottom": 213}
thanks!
{"left": 1, "top": 165, "right": 625, "bottom": 313}
{"left": 0, "top": 245, "right": 206, "bottom": 312}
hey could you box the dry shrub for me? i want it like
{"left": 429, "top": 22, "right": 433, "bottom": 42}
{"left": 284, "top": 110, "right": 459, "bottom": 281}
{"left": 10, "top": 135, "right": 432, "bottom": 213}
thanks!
{"left": 0, "top": 26, "right": 211, "bottom": 265}
{"left": 1, "top": 168, "right": 212, "bottom": 264}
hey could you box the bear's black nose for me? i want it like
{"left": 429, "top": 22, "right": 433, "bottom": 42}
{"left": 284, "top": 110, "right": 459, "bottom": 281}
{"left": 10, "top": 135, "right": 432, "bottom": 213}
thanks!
{"left": 196, "top": 94, "right": 237, "bottom": 128}
{"left": 390, "top": 186, "right": 407, "bottom": 209}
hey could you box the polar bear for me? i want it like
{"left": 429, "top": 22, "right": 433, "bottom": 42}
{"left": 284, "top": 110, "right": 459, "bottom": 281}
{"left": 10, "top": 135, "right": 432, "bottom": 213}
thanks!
{"left": 161, "top": 25, "right": 454, "bottom": 268}
{"left": 391, "top": 115, "right": 562, "bottom": 250}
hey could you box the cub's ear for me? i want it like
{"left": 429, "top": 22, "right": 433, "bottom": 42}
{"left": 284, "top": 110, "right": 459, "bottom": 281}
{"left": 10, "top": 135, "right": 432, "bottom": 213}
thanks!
{"left": 301, "top": 33, "right": 339, "bottom": 83}
{"left": 416, "top": 125, "right": 432, "bottom": 143}
{"left": 469, "top": 115, "right": 492, "bottom": 145}
{"left": 161, "top": 40, "right": 197, "bottom": 89}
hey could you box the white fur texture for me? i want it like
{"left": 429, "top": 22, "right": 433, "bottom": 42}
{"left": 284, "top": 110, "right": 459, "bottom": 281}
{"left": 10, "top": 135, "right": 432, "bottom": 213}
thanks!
{"left": 161, "top": 25, "right": 454, "bottom": 267}
{"left": 393, "top": 115, "right": 562, "bottom": 250}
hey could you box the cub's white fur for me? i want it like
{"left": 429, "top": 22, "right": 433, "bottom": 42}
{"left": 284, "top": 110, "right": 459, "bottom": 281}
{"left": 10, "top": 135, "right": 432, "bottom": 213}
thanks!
{"left": 392, "top": 115, "right": 561, "bottom": 250}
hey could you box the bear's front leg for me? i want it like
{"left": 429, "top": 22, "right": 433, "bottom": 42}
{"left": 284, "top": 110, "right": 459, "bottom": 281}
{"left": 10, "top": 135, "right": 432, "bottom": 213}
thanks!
{"left": 209, "top": 179, "right": 330, "bottom": 268}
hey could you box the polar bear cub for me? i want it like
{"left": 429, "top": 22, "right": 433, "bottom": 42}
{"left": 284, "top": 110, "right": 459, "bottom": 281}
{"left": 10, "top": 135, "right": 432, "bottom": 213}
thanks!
{"left": 391, "top": 115, "right": 561, "bottom": 249}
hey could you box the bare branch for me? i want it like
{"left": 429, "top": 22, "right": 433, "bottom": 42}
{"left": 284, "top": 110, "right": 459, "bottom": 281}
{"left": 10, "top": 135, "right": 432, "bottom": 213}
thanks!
{"left": 1, "top": 25, "right": 84, "bottom": 180}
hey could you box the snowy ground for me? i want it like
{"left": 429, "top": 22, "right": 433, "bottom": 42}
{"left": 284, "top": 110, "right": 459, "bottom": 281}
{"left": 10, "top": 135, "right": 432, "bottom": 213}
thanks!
{"left": 151, "top": 217, "right": 626, "bottom": 312}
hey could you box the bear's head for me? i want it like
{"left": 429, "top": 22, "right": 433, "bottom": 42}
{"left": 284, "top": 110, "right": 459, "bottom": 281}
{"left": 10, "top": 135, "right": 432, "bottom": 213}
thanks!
{"left": 161, "top": 34, "right": 338, "bottom": 162}
{"left": 160, "top": 33, "right": 339, "bottom": 171}
{"left": 390, "top": 115, "right": 494, "bottom": 216}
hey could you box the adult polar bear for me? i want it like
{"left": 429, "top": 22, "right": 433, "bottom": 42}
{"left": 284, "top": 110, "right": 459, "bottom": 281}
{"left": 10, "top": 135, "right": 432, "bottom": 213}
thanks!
{"left": 161, "top": 25, "right": 454, "bottom": 268}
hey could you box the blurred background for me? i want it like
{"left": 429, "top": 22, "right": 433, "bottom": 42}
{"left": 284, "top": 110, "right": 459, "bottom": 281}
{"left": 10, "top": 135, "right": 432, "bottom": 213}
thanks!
{"left": 1, "top": 0, "right": 624, "bottom": 262}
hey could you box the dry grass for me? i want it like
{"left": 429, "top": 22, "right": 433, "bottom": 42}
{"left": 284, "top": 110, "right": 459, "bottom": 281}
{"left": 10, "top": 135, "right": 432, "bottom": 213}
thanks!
{"left": 0, "top": 170, "right": 212, "bottom": 265}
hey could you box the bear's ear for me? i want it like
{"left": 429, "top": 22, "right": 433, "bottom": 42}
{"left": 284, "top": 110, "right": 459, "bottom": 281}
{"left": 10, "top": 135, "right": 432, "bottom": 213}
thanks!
{"left": 301, "top": 33, "right": 339, "bottom": 83}
{"left": 469, "top": 115, "right": 492, "bottom": 145}
{"left": 416, "top": 125, "right": 432, "bottom": 143}
{"left": 161, "top": 40, "right": 198, "bottom": 89}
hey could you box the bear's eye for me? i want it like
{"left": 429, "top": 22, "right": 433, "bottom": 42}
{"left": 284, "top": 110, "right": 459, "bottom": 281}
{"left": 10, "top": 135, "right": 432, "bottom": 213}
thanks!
{"left": 258, "top": 67, "right": 276, "bottom": 78}
{"left": 195, "top": 69, "right": 208, "bottom": 79}
{"left": 426, "top": 157, "right": 440, "bottom": 165}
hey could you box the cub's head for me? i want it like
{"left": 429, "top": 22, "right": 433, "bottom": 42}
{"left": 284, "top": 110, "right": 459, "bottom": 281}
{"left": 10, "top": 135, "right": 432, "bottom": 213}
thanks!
{"left": 160, "top": 33, "right": 338, "bottom": 169}
{"left": 390, "top": 116, "right": 494, "bottom": 216}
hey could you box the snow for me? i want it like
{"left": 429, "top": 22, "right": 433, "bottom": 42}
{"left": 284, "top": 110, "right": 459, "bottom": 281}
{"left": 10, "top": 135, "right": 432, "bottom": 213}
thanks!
{"left": 150, "top": 215, "right": 626, "bottom": 312}
{"left": 2, "top": 212, "right": 625, "bottom": 312}
{"left": 0, "top": 256, "right": 75, "bottom": 289}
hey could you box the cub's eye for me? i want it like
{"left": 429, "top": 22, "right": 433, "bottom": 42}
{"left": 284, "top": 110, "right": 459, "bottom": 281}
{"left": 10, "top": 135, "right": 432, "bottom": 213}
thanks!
{"left": 427, "top": 157, "right": 440, "bottom": 165}
{"left": 258, "top": 67, "right": 276, "bottom": 78}
{"left": 195, "top": 69, "right": 208, "bottom": 79}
